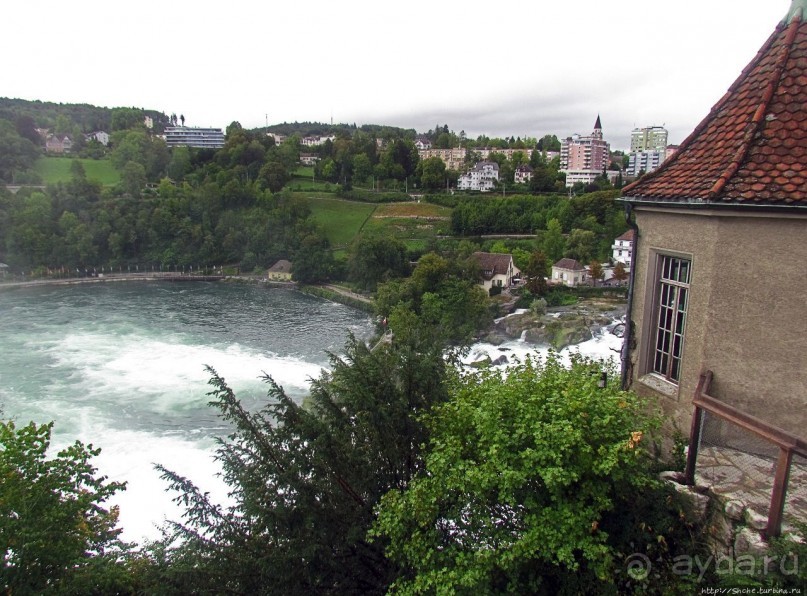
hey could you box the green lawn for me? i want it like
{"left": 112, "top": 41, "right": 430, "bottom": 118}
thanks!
{"left": 304, "top": 195, "right": 453, "bottom": 251}
{"left": 306, "top": 196, "right": 377, "bottom": 247}
{"left": 34, "top": 156, "right": 120, "bottom": 185}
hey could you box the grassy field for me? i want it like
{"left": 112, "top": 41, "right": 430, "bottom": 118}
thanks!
{"left": 363, "top": 201, "right": 451, "bottom": 249}
{"left": 34, "top": 156, "right": 120, "bottom": 185}
{"left": 303, "top": 195, "right": 452, "bottom": 254}
{"left": 305, "top": 196, "right": 377, "bottom": 247}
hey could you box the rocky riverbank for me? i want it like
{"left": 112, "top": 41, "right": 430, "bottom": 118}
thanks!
{"left": 481, "top": 297, "right": 626, "bottom": 351}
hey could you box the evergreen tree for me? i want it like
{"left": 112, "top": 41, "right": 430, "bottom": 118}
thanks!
{"left": 151, "top": 324, "right": 452, "bottom": 594}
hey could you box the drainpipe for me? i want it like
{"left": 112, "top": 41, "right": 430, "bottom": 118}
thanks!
{"left": 620, "top": 202, "right": 640, "bottom": 390}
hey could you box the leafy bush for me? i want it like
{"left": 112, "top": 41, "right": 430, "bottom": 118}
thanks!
{"left": 372, "top": 354, "right": 664, "bottom": 593}
{"left": 0, "top": 421, "right": 128, "bottom": 593}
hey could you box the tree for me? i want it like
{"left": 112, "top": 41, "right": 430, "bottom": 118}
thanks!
{"left": 352, "top": 152, "right": 373, "bottom": 184}
{"left": 613, "top": 261, "right": 628, "bottom": 283}
{"left": 259, "top": 161, "right": 290, "bottom": 193}
{"left": 0, "top": 121, "right": 40, "bottom": 183}
{"left": 565, "top": 228, "right": 597, "bottom": 263}
{"left": 292, "top": 233, "right": 335, "bottom": 283}
{"left": 110, "top": 107, "right": 144, "bottom": 131}
{"left": 372, "top": 354, "right": 659, "bottom": 593}
{"left": 152, "top": 326, "right": 452, "bottom": 594}
{"left": 0, "top": 420, "right": 128, "bottom": 593}
{"left": 589, "top": 260, "right": 604, "bottom": 286}
{"left": 537, "top": 134, "right": 561, "bottom": 152}
{"left": 542, "top": 218, "right": 566, "bottom": 263}
{"left": 121, "top": 161, "right": 147, "bottom": 196}
{"left": 348, "top": 235, "right": 409, "bottom": 291}
{"left": 524, "top": 250, "right": 549, "bottom": 295}
{"left": 416, "top": 157, "right": 446, "bottom": 190}
{"left": 166, "top": 146, "right": 192, "bottom": 181}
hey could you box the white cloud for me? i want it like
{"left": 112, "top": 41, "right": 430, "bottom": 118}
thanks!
{"left": 2, "top": 0, "right": 787, "bottom": 149}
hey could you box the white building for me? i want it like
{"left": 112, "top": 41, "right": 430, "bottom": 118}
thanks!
{"left": 611, "top": 229, "right": 634, "bottom": 266}
{"left": 458, "top": 161, "right": 499, "bottom": 191}
{"left": 551, "top": 258, "right": 588, "bottom": 287}
{"left": 164, "top": 126, "right": 225, "bottom": 149}
{"left": 300, "top": 153, "right": 319, "bottom": 166}
{"left": 85, "top": 131, "right": 110, "bottom": 146}
{"left": 415, "top": 136, "right": 432, "bottom": 150}
{"left": 300, "top": 135, "right": 336, "bottom": 147}
{"left": 471, "top": 252, "right": 521, "bottom": 292}
{"left": 514, "top": 164, "right": 533, "bottom": 184}
{"left": 267, "top": 133, "right": 287, "bottom": 145}
{"left": 627, "top": 150, "right": 666, "bottom": 176}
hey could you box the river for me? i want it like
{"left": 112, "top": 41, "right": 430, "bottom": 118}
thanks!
{"left": 0, "top": 281, "right": 374, "bottom": 543}
{"left": 0, "top": 281, "right": 623, "bottom": 545}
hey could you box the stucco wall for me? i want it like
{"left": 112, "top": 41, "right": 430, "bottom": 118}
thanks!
{"left": 629, "top": 207, "right": 807, "bottom": 439}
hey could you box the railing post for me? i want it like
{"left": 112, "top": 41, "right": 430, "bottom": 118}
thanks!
{"left": 685, "top": 371, "right": 712, "bottom": 486}
{"left": 685, "top": 405, "right": 704, "bottom": 486}
{"left": 766, "top": 447, "right": 793, "bottom": 539}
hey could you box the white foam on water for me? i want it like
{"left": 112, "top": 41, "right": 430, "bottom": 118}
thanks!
{"left": 51, "top": 425, "right": 229, "bottom": 545}
{"left": 43, "top": 332, "right": 324, "bottom": 408}
{"left": 464, "top": 323, "right": 624, "bottom": 368}
{"left": 31, "top": 331, "right": 330, "bottom": 544}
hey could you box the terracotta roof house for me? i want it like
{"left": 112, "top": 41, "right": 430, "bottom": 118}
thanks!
{"left": 551, "top": 258, "right": 588, "bottom": 287}
{"left": 620, "top": 0, "right": 807, "bottom": 446}
{"left": 471, "top": 252, "right": 520, "bottom": 292}
{"left": 45, "top": 134, "right": 73, "bottom": 154}
{"left": 611, "top": 229, "right": 635, "bottom": 266}
{"left": 267, "top": 259, "right": 293, "bottom": 281}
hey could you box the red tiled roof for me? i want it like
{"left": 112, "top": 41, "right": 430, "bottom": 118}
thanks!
{"left": 616, "top": 229, "right": 635, "bottom": 242}
{"left": 472, "top": 252, "right": 513, "bottom": 280}
{"left": 623, "top": 6, "right": 807, "bottom": 206}
{"left": 553, "top": 258, "right": 586, "bottom": 271}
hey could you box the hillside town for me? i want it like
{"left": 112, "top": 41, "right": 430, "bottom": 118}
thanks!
{"left": 1, "top": 0, "right": 805, "bottom": 593}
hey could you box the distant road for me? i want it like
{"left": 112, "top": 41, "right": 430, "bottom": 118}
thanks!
{"left": 320, "top": 284, "right": 374, "bottom": 305}
{"left": 4, "top": 185, "right": 47, "bottom": 194}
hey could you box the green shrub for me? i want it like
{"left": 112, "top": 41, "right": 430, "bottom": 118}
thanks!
{"left": 372, "top": 354, "right": 668, "bottom": 593}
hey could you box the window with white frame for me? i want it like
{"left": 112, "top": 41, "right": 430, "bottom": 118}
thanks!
{"left": 652, "top": 255, "right": 691, "bottom": 383}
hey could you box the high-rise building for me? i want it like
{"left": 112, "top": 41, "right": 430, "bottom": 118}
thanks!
{"left": 560, "top": 115, "right": 610, "bottom": 187}
{"left": 627, "top": 126, "right": 670, "bottom": 176}
{"left": 630, "top": 126, "right": 668, "bottom": 152}
{"left": 164, "top": 126, "right": 226, "bottom": 149}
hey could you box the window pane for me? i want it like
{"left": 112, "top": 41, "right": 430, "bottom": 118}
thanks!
{"left": 652, "top": 256, "right": 691, "bottom": 383}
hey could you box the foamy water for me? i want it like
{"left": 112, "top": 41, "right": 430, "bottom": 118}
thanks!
{"left": 0, "top": 282, "right": 373, "bottom": 543}
{"left": 463, "top": 319, "right": 624, "bottom": 369}
{"left": 0, "top": 283, "right": 625, "bottom": 544}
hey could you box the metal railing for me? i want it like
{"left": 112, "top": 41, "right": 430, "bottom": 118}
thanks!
{"left": 685, "top": 370, "right": 807, "bottom": 538}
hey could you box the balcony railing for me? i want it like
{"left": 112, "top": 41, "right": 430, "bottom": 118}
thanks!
{"left": 685, "top": 370, "right": 807, "bottom": 537}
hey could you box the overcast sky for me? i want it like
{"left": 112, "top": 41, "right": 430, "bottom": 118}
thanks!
{"left": 3, "top": 1, "right": 789, "bottom": 150}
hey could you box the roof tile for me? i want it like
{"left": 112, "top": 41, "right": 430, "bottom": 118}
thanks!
{"left": 623, "top": 9, "right": 807, "bottom": 206}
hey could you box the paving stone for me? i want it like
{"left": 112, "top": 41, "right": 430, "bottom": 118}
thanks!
{"left": 724, "top": 499, "right": 746, "bottom": 521}
{"left": 735, "top": 527, "right": 768, "bottom": 557}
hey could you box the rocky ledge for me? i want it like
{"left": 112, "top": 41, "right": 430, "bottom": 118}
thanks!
{"left": 482, "top": 298, "right": 626, "bottom": 351}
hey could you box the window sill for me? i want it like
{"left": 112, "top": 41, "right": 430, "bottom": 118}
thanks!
{"left": 638, "top": 373, "right": 679, "bottom": 399}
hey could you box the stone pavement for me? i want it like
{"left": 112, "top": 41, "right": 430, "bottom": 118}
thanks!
{"left": 695, "top": 445, "right": 807, "bottom": 533}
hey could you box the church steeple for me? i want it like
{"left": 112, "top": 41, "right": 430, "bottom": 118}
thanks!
{"left": 592, "top": 114, "right": 603, "bottom": 139}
